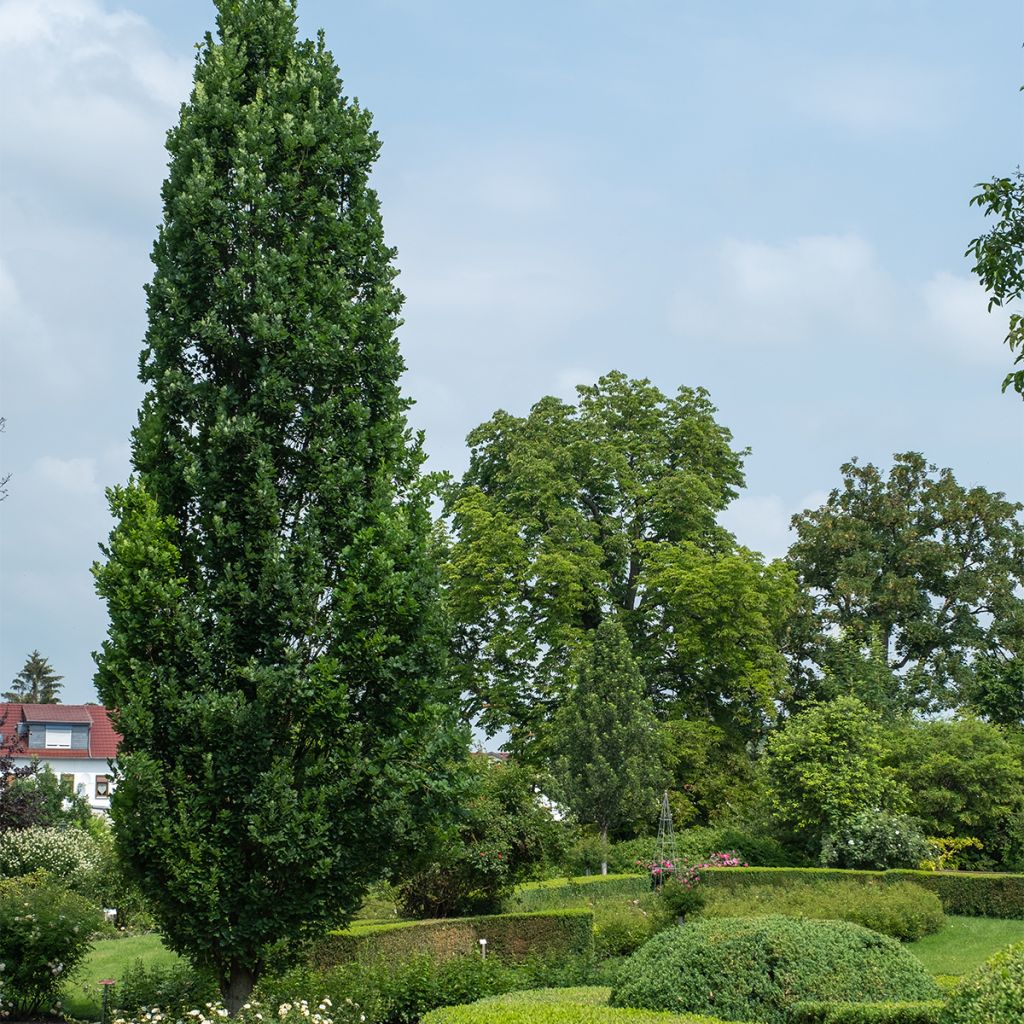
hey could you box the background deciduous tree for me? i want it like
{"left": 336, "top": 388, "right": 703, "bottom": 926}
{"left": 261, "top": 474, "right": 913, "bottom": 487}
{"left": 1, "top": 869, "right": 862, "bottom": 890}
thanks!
{"left": 3, "top": 651, "right": 64, "bottom": 703}
{"left": 966, "top": 167, "right": 1024, "bottom": 396}
{"left": 549, "top": 618, "right": 667, "bottom": 872}
{"left": 92, "top": 0, "right": 461, "bottom": 1010}
{"left": 785, "top": 452, "right": 1024, "bottom": 716}
{"left": 444, "top": 371, "right": 795, "bottom": 758}
{"left": 763, "top": 696, "right": 904, "bottom": 856}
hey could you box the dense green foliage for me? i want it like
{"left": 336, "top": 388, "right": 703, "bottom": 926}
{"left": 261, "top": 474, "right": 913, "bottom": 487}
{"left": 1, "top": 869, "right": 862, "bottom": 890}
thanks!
{"left": 3, "top": 649, "right": 64, "bottom": 703}
{"left": 786, "top": 453, "right": 1024, "bottom": 717}
{"left": 422, "top": 1003, "right": 737, "bottom": 1024}
{"left": 941, "top": 941, "right": 1024, "bottom": 1024}
{"left": 698, "top": 880, "right": 945, "bottom": 941}
{"left": 315, "top": 910, "right": 593, "bottom": 965}
{"left": 92, "top": 0, "right": 461, "bottom": 1009}
{"left": 0, "top": 871, "right": 103, "bottom": 1016}
{"left": 885, "top": 719, "right": 1024, "bottom": 870}
{"left": 550, "top": 620, "right": 666, "bottom": 856}
{"left": 258, "top": 950, "right": 599, "bottom": 1024}
{"left": 2, "top": 764, "right": 93, "bottom": 830}
{"left": 443, "top": 371, "right": 795, "bottom": 757}
{"left": 820, "top": 812, "right": 931, "bottom": 871}
{"left": 110, "top": 958, "right": 218, "bottom": 1018}
{"left": 610, "top": 916, "right": 940, "bottom": 1024}
{"left": 397, "top": 757, "right": 563, "bottom": 917}
{"left": 764, "top": 696, "right": 902, "bottom": 853}
{"left": 966, "top": 169, "right": 1024, "bottom": 396}
{"left": 792, "top": 1002, "right": 944, "bottom": 1024}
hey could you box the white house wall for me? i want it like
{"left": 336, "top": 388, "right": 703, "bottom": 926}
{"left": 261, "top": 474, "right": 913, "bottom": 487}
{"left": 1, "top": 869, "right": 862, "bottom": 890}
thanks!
{"left": 11, "top": 755, "right": 115, "bottom": 812}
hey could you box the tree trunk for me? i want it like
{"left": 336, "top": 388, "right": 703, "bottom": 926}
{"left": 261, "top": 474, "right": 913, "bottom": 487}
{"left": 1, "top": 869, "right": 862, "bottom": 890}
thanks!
{"left": 600, "top": 823, "right": 609, "bottom": 875}
{"left": 222, "top": 964, "right": 258, "bottom": 1016}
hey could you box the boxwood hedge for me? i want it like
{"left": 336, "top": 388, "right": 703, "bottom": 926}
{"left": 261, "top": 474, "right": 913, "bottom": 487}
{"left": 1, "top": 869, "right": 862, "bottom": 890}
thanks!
{"left": 790, "top": 1001, "right": 945, "bottom": 1024}
{"left": 941, "top": 941, "right": 1024, "bottom": 1024}
{"left": 609, "top": 916, "right": 940, "bottom": 1024}
{"left": 314, "top": 909, "right": 593, "bottom": 966}
{"left": 512, "top": 868, "right": 1024, "bottom": 919}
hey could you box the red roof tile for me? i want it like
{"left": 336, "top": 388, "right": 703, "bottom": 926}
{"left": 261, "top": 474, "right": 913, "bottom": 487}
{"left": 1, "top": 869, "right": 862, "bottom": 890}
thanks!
{"left": 0, "top": 703, "right": 121, "bottom": 760}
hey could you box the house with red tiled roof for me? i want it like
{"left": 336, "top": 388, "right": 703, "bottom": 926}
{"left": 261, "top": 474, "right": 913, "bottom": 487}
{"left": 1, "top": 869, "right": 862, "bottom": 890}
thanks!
{"left": 0, "top": 703, "right": 121, "bottom": 812}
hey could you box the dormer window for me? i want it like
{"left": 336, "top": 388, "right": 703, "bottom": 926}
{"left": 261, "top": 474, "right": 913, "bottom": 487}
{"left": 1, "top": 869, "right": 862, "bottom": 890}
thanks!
{"left": 45, "top": 727, "right": 72, "bottom": 749}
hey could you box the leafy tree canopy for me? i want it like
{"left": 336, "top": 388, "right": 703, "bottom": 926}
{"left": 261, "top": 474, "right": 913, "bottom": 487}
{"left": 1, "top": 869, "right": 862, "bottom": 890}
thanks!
{"left": 966, "top": 168, "right": 1024, "bottom": 396}
{"left": 763, "top": 695, "right": 904, "bottom": 856}
{"left": 885, "top": 717, "right": 1024, "bottom": 871}
{"left": 786, "top": 452, "right": 1024, "bottom": 716}
{"left": 4, "top": 651, "right": 64, "bottom": 704}
{"left": 444, "top": 371, "right": 796, "bottom": 757}
{"left": 93, "top": 0, "right": 461, "bottom": 1010}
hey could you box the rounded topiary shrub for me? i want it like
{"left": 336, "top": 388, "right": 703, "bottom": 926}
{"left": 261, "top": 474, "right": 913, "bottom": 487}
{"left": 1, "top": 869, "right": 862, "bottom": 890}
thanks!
{"left": 610, "top": 916, "right": 940, "bottom": 1024}
{"left": 942, "top": 941, "right": 1024, "bottom": 1024}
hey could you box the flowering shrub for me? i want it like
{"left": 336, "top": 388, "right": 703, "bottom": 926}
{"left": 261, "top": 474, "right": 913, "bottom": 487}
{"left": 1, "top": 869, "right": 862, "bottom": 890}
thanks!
{"left": 0, "top": 824, "right": 102, "bottom": 889}
{"left": 699, "top": 850, "right": 748, "bottom": 868}
{"left": 0, "top": 870, "right": 102, "bottom": 1016}
{"left": 113, "top": 997, "right": 365, "bottom": 1024}
{"left": 820, "top": 812, "right": 931, "bottom": 871}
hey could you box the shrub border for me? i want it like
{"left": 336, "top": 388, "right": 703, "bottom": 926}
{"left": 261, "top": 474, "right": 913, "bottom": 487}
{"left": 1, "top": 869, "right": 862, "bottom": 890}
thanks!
{"left": 511, "top": 867, "right": 1024, "bottom": 918}
{"left": 313, "top": 908, "right": 593, "bottom": 966}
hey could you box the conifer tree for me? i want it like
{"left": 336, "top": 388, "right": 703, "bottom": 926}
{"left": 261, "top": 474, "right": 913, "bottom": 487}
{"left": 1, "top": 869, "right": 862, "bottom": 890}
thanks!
{"left": 550, "top": 618, "right": 666, "bottom": 873}
{"left": 93, "top": 0, "right": 460, "bottom": 1009}
{"left": 4, "top": 651, "right": 63, "bottom": 703}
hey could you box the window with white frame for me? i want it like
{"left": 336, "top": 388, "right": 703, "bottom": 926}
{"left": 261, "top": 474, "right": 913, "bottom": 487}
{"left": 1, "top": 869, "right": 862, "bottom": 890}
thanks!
{"left": 45, "top": 727, "right": 72, "bottom": 749}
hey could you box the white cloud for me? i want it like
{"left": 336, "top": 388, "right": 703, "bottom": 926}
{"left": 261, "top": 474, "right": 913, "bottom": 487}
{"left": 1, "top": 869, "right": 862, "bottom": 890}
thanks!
{"left": 672, "top": 234, "right": 894, "bottom": 346}
{"left": 921, "top": 271, "right": 1008, "bottom": 366}
{"left": 670, "top": 233, "right": 1006, "bottom": 369}
{"left": 790, "top": 61, "right": 947, "bottom": 134}
{"left": 0, "top": 0, "right": 191, "bottom": 204}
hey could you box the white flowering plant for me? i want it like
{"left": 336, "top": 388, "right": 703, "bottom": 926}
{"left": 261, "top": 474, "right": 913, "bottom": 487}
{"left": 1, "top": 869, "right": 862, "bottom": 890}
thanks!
{"left": 0, "top": 825, "right": 102, "bottom": 887}
{"left": 820, "top": 810, "right": 931, "bottom": 870}
{"left": 113, "top": 997, "right": 366, "bottom": 1024}
{"left": 0, "top": 870, "right": 103, "bottom": 1016}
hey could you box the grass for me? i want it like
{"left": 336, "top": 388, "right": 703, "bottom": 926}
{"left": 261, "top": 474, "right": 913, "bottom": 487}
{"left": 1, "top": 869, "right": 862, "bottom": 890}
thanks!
{"left": 908, "top": 915, "right": 1024, "bottom": 976}
{"left": 63, "top": 933, "right": 181, "bottom": 1021}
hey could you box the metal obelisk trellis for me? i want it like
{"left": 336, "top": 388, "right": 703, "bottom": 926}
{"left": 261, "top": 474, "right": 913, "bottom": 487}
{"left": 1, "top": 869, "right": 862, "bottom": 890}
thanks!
{"left": 651, "top": 790, "right": 678, "bottom": 890}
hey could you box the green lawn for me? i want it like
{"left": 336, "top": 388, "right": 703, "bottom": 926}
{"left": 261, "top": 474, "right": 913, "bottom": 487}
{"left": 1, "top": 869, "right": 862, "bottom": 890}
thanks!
{"left": 63, "top": 933, "right": 181, "bottom": 1021}
{"left": 908, "top": 915, "right": 1024, "bottom": 976}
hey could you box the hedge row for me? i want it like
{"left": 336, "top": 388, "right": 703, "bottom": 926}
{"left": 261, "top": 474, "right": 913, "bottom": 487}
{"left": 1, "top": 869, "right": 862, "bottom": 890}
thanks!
{"left": 790, "top": 1002, "right": 945, "bottom": 1024}
{"left": 420, "top": 1006, "right": 740, "bottom": 1024}
{"left": 511, "top": 868, "right": 1024, "bottom": 918}
{"left": 421, "top": 986, "right": 741, "bottom": 1023}
{"left": 314, "top": 909, "right": 593, "bottom": 966}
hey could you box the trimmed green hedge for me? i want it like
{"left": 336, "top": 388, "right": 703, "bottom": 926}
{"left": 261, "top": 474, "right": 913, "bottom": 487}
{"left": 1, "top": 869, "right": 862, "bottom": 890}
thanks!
{"left": 314, "top": 909, "right": 593, "bottom": 965}
{"left": 420, "top": 1007, "right": 740, "bottom": 1023}
{"left": 610, "top": 916, "right": 940, "bottom": 1024}
{"left": 511, "top": 875, "right": 651, "bottom": 911}
{"left": 421, "top": 986, "right": 741, "bottom": 1023}
{"left": 885, "top": 871, "right": 1024, "bottom": 919}
{"left": 942, "top": 941, "right": 1024, "bottom": 1024}
{"left": 699, "top": 880, "right": 945, "bottom": 940}
{"left": 512, "top": 868, "right": 1024, "bottom": 919}
{"left": 790, "top": 1002, "right": 945, "bottom": 1024}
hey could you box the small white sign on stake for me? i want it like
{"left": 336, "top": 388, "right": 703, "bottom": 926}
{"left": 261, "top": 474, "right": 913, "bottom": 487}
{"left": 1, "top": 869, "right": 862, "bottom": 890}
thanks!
{"left": 478, "top": 938, "right": 487, "bottom": 960}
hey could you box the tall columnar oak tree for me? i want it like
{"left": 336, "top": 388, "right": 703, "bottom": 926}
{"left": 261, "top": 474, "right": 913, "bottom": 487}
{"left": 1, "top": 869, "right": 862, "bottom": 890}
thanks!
{"left": 550, "top": 618, "right": 667, "bottom": 872}
{"left": 785, "top": 452, "right": 1024, "bottom": 717}
{"left": 93, "top": 1, "right": 461, "bottom": 1010}
{"left": 444, "top": 372, "right": 797, "bottom": 758}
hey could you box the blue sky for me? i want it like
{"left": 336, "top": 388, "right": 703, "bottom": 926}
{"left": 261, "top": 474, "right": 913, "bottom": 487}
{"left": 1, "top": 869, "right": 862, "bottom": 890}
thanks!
{"left": 1, "top": 0, "right": 1022, "bottom": 704}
